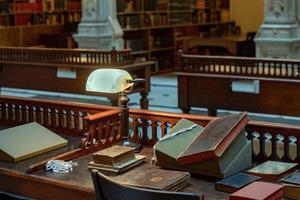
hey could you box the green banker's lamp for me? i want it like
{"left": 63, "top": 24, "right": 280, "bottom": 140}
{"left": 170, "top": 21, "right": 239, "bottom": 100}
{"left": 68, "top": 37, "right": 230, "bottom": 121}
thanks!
{"left": 86, "top": 68, "right": 143, "bottom": 152}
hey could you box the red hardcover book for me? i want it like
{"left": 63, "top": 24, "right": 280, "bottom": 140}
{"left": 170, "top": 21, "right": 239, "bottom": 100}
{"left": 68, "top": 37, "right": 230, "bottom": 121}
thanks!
{"left": 230, "top": 181, "right": 283, "bottom": 200}
{"left": 177, "top": 112, "right": 249, "bottom": 165}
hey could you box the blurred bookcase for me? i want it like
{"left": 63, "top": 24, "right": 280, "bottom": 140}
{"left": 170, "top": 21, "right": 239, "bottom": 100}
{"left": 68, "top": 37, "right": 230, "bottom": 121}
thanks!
{"left": 0, "top": 0, "right": 81, "bottom": 26}
{"left": 117, "top": 0, "right": 234, "bottom": 73}
{"left": 0, "top": 0, "right": 233, "bottom": 73}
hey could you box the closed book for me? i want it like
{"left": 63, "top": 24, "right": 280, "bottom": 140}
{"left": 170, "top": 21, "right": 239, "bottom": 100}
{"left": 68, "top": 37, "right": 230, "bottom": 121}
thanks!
{"left": 110, "top": 163, "right": 192, "bottom": 191}
{"left": 215, "top": 172, "right": 262, "bottom": 193}
{"left": 247, "top": 161, "right": 298, "bottom": 181}
{"left": 0, "top": 122, "right": 68, "bottom": 162}
{"left": 186, "top": 131, "right": 252, "bottom": 178}
{"left": 93, "top": 145, "right": 135, "bottom": 165}
{"left": 230, "top": 181, "right": 283, "bottom": 200}
{"left": 177, "top": 112, "right": 249, "bottom": 165}
{"left": 88, "top": 154, "right": 145, "bottom": 175}
{"left": 281, "top": 170, "right": 300, "bottom": 185}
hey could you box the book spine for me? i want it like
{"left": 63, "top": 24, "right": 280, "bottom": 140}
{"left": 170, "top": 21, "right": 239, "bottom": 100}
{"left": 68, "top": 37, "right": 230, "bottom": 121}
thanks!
{"left": 215, "top": 114, "right": 249, "bottom": 157}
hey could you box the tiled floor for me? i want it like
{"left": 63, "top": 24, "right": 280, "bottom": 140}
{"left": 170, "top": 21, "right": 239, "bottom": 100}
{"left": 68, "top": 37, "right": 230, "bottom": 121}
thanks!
{"left": 2, "top": 73, "right": 300, "bottom": 125}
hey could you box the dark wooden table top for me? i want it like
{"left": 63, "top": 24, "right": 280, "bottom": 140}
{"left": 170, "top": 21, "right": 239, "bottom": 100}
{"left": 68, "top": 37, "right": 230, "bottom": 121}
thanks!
{"left": 31, "top": 147, "right": 229, "bottom": 199}
{"left": 0, "top": 124, "right": 229, "bottom": 200}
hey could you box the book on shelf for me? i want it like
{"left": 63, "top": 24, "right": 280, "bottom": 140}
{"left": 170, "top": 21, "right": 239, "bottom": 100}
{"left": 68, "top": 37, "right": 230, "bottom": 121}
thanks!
{"left": 154, "top": 112, "right": 252, "bottom": 178}
{"left": 88, "top": 154, "right": 146, "bottom": 175}
{"left": 215, "top": 172, "right": 262, "bottom": 193}
{"left": 110, "top": 163, "right": 192, "bottom": 191}
{"left": 229, "top": 181, "right": 284, "bottom": 200}
{"left": 93, "top": 145, "right": 135, "bottom": 166}
{"left": 0, "top": 122, "right": 68, "bottom": 162}
{"left": 247, "top": 161, "right": 298, "bottom": 181}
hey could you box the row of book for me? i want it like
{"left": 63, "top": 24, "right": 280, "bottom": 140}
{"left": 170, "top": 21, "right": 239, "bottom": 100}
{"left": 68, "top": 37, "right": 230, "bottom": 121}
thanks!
{"left": 117, "top": 0, "right": 228, "bottom": 13}
{"left": 215, "top": 160, "right": 300, "bottom": 199}
{"left": 3, "top": 0, "right": 80, "bottom": 14}
{"left": 0, "top": 12, "right": 81, "bottom": 26}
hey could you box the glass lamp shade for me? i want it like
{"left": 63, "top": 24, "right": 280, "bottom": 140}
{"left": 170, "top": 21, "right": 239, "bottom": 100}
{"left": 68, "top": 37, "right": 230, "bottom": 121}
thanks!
{"left": 86, "top": 69, "right": 134, "bottom": 93}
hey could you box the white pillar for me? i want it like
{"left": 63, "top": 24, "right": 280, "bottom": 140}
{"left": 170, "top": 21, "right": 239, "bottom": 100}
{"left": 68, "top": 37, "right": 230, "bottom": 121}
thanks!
{"left": 255, "top": 0, "right": 300, "bottom": 59}
{"left": 73, "top": 0, "right": 124, "bottom": 50}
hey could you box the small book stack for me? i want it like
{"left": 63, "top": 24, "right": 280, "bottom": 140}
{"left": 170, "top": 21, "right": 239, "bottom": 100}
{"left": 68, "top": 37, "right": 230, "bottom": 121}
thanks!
{"left": 88, "top": 145, "right": 145, "bottom": 175}
{"left": 154, "top": 112, "right": 252, "bottom": 178}
{"left": 280, "top": 170, "right": 300, "bottom": 199}
{"left": 229, "top": 181, "right": 283, "bottom": 200}
{"left": 246, "top": 160, "right": 298, "bottom": 181}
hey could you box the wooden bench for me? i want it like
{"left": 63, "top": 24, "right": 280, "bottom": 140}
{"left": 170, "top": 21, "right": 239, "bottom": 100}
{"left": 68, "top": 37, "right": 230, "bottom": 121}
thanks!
{"left": 1, "top": 96, "right": 300, "bottom": 199}
{"left": 0, "top": 47, "right": 153, "bottom": 109}
{"left": 176, "top": 53, "right": 300, "bottom": 116}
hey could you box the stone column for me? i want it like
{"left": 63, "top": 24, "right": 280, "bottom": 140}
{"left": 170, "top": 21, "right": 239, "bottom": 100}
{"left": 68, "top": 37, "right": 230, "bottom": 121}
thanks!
{"left": 255, "top": 0, "right": 300, "bottom": 58}
{"left": 73, "top": 0, "right": 124, "bottom": 50}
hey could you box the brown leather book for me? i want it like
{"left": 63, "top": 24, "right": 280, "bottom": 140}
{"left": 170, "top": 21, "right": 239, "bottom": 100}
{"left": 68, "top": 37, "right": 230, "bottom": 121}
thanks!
{"left": 93, "top": 145, "right": 135, "bottom": 165}
{"left": 177, "top": 112, "right": 249, "bottom": 165}
{"left": 110, "top": 163, "right": 192, "bottom": 191}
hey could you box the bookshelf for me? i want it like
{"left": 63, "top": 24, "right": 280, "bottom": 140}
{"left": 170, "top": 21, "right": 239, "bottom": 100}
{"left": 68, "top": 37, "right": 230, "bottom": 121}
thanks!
{"left": 0, "top": 0, "right": 81, "bottom": 26}
{"left": 117, "top": 0, "right": 234, "bottom": 72}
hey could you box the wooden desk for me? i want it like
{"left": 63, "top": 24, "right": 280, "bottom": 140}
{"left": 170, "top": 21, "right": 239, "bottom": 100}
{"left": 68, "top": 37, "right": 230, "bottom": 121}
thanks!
{"left": 184, "top": 34, "right": 247, "bottom": 55}
{"left": 1, "top": 96, "right": 300, "bottom": 199}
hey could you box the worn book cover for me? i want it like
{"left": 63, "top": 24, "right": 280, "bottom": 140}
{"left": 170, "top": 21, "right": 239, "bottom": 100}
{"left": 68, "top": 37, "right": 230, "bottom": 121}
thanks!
{"left": 0, "top": 122, "right": 68, "bottom": 162}
{"left": 154, "top": 114, "right": 252, "bottom": 178}
{"left": 281, "top": 170, "right": 300, "bottom": 199}
{"left": 93, "top": 145, "right": 135, "bottom": 165}
{"left": 154, "top": 118, "right": 205, "bottom": 169}
{"left": 281, "top": 170, "right": 300, "bottom": 185}
{"left": 230, "top": 181, "right": 283, "bottom": 200}
{"left": 110, "top": 163, "right": 191, "bottom": 191}
{"left": 247, "top": 161, "right": 298, "bottom": 181}
{"left": 186, "top": 131, "right": 252, "bottom": 178}
{"left": 177, "top": 112, "right": 249, "bottom": 165}
{"left": 88, "top": 154, "right": 145, "bottom": 175}
{"left": 215, "top": 172, "right": 262, "bottom": 193}
{"left": 282, "top": 183, "right": 300, "bottom": 200}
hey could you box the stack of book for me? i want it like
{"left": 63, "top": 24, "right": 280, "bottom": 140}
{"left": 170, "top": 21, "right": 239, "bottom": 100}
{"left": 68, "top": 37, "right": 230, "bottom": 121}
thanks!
{"left": 154, "top": 112, "right": 252, "bottom": 178}
{"left": 281, "top": 170, "right": 300, "bottom": 199}
{"left": 88, "top": 145, "right": 145, "bottom": 175}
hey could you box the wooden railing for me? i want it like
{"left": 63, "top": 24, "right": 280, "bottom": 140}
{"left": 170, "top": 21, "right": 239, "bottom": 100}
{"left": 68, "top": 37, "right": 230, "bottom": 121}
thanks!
{"left": 0, "top": 96, "right": 119, "bottom": 138}
{"left": 2, "top": 96, "right": 300, "bottom": 164}
{"left": 0, "top": 47, "right": 133, "bottom": 67}
{"left": 179, "top": 54, "right": 300, "bottom": 81}
{"left": 126, "top": 110, "right": 300, "bottom": 163}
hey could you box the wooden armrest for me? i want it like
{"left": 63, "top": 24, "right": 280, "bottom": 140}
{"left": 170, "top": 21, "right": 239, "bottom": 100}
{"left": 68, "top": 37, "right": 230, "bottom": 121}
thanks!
{"left": 84, "top": 109, "right": 121, "bottom": 122}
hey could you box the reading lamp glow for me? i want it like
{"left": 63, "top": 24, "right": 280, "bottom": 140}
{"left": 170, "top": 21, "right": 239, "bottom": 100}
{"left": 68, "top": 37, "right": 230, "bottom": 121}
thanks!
{"left": 86, "top": 69, "right": 134, "bottom": 93}
{"left": 86, "top": 68, "right": 142, "bottom": 152}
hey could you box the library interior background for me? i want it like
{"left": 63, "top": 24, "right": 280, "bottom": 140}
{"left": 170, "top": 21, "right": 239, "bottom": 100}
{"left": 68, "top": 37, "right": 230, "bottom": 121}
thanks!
{"left": 1, "top": 0, "right": 300, "bottom": 200}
